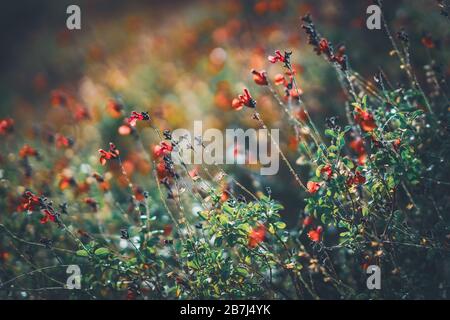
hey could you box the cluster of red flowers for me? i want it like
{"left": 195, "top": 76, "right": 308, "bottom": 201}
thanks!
{"left": 347, "top": 170, "right": 366, "bottom": 186}
{"left": 232, "top": 88, "right": 256, "bottom": 110}
{"left": 302, "top": 216, "right": 323, "bottom": 242}
{"left": 268, "top": 49, "right": 292, "bottom": 68}
{"left": 349, "top": 136, "right": 367, "bottom": 165}
{"left": 0, "top": 118, "right": 14, "bottom": 135}
{"left": 153, "top": 141, "right": 173, "bottom": 158}
{"left": 306, "top": 164, "right": 334, "bottom": 194}
{"left": 106, "top": 99, "right": 124, "bottom": 118}
{"left": 17, "top": 191, "right": 41, "bottom": 212}
{"left": 248, "top": 224, "right": 266, "bottom": 248}
{"left": 127, "top": 111, "right": 150, "bottom": 127}
{"left": 307, "top": 181, "right": 322, "bottom": 194}
{"left": 55, "top": 133, "right": 73, "bottom": 149}
{"left": 19, "top": 145, "right": 39, "bottom": 159}
{"left": 251, "top": 69, "right": 268, "bottom": 86}
{"left": 84, "top": 197, "right": 99, "bottom": 212}
{"left": 51, "top": 90, "right": 91, "bottom": 122}
{"left": 301, "top": 14, "right": 348, "bottom": 71}
{"left": 153, "top": 140, "right": 175, "bottom": 180}
{"left": 17, "top": 191, "right": 60, "bottom": 224}
{"left": 98, "top": 142, "right": 120, "bottom": 165}
{"left": 40, "top": 209, "right": 56, "bottom": 224}
{"left": 354, "top": 105, "right": 377, "bottom": 132}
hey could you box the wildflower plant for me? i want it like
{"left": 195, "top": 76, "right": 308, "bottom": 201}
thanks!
{"left": 0, "top": 1, "right": 449, "bottom": 300}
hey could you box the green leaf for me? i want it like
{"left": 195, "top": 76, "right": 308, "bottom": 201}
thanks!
{"left": 325, "top": 129, "right": 337, "bottom": 138}
{"left": 274, "top": 221, "right": 286, "bottom": 230}
{"left": 236, "top": 267, "right": 249, "bottom": 277}
{"left": 76, "top": 250, "right": 89, "bottom": 257}
{"left": 94, "top": 247, "right": 110, "bottom": 257}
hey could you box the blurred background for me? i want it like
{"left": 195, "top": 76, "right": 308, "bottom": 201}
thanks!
{"left": 1, "top": 0, "right": 449, "bottom": 225}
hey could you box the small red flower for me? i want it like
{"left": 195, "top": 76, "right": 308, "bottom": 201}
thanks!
{"left": 40, "top": 209, "right": 56, "bottom": 224}
{"left": 153, "top": 141, "right": 173, "bottom": 158}
{"left": 19, "top": 145, "right": 39, "bottom": 159}
{"left": 307, "top": 226, "right": 323, "bottom": 242}
{"left": 307, "top": 181, "right": 321, "bottom": 194}
{"left": 156, "top": 160, "right": 169, "bottom": 179}
{"left": 320, "top": 164, "right": 333, "bottom": 180}
{"left": 392, "top": 138, "right": 401, "bottom": 151}
{"left": 349, "top": 137, "right": 365, "bottom": 154}
{"left": 274, "top": 74, "right": 286, "bottom": 86}
{"left": 55, "top": 134, "right": 73, "bottom": 149}
{"left": 303, "top": 215, "right": 313, "bottom": 227}
{"left": 347, "top": 171, "right": 366, "bottom": 186}
{"left": 349, "top": 137, "right": 367, "bottom": 165}
{"left": 248, "top": 224, "right": 266, "bottom": 248}
{"left": 98, "top": 142, "right": 120, "bottom": 165}
{"left": 268, "top": 50, "right": 285, "bottom": 64}
{"left": 59, "top": 175, "right": 76, "bottom": 190}
{"left": 318, "top": 38, "right": 330, "bottom": 55}
{"left": 50, "top": 90, "right": 68, "bottom": 107}
{"left": 354, "top": 105, "right": 377, "bottom": 132}
{"left": 421, "top": 34, "right": 435, "bottom": 49}
{"left": 128, "top": 111, "right": 150, "bottom": 127}
{"left": 18, "top": 191, "right": 41, "bottom": 212}
{"left": 251, "top": 69, "right": 268, "bottom": 86}
{"left": 84, "top": 197, "right": 98, "bottom": 211}
{"left": 74, "top": 104, "right": 90, "bottom": 122}
{"left": 106, "top": 99, "right": 124, "bottom": 118}
{"left": 0, "top": 118, "right": 14, "bottom": 135}
{"left": 231, "top": 88, "right": 256, "bottom": 110}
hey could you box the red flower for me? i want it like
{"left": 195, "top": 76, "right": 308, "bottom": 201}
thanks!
{"left": 156, "top": 160, "right": 169, "bottom": 179}
{"left": 248, "top": 224, "right": 266, "bottom": 248}
{"left": 0, "top": 118, "right": 14, "bottom": 135}
{"left": 40, "top": 209, "right": 56, "bottom": 224}
{"left": 307, "top": 181, "right": 321, "bottom": 194}
{"left": 74, "top": 105, "right": 90, "bottom": 122}
{"left": 19, "top": 145, "right": 39, "bottom": 158}
{"left": 318, "top": 38, "right": 330, "bottom": 55}
{"left": 421, "top": 34, "right": 435, "bottom": 49}
{"left": 354, "top": 105, "right": 377, "bottom": 132}
{"left": 55, "top": 134, "right": 73, "bottom": 149}
{"left": 349, "top": 137, "right": 365, "bottom": 154}
{"left": 392, "top": 138, "right": 401, "bottom": 151}
{"left": 231, "top": 88, "right": 256, "bottom": 110}
{"left": 349, "top": 137, "right": 367, "bottom": 165}
{"left": 84, "top": 197, "right": 98, "bottom": 211}
{"left": 320, "top": 164, "right": 333, "bottom": 180}
{"left": 251, "top": 69, "right": 268, "bottom": 86}
{"left": 268, "top": 50, "right": 285, "bottom": 63}
{"left": 50, "top": 90, "right": 68, "bottom": 107}
{"left": 106, "top": 99, "right": 124, "bottom": 118}
{"left": 127, "top": 111, "right": 150, "bottom": 127}
{"left": 18, "top": 191, "right": 41, "bottom": 212}
{"left": 153, "top": 141, "right": 173, "bottom": 158}
{"left": 59, "top": 175, "right": 76, "bottom": 190}
{"left": 307, "top": 226, "right": 323, "bottom": 242}
{"left": 98, "top": 142, "right": 120, "bottom": 165}
{"left": 347, "top": 171, "right": 366, "bottom": 186}
{"left": 274, "top": 74, "right": 286, "bottom": 86}
{"left": 303, "top": 215, "right": 313, "bottom": 227}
